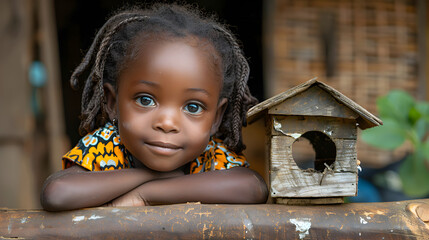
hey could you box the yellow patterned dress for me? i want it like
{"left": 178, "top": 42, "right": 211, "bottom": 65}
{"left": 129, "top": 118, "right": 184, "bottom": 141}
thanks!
{"left": 63, "top": 123, "right": 248, "bottom": 174}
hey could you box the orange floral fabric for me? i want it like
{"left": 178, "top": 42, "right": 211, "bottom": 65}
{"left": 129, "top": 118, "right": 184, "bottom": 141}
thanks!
{"left": 189, "top": 138, "right": 249, "bottom": 174}
{"left": 63, "top": 123, "right": 249, "bottom": 173}
{"left": 63, "top": 123, "right": 133, "bottom": 171}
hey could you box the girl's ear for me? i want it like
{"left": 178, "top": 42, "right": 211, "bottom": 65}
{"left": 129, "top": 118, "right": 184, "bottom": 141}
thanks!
{"left": 103, "top": 83, "right": 117, "bottom": 121}
{"left": 210, "top": 98, "right": 228, "bottom": 136}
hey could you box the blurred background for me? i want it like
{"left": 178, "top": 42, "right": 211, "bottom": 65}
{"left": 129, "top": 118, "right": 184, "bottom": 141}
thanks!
{"left": 0, "top": 0, "right": 427, "bottom": 208}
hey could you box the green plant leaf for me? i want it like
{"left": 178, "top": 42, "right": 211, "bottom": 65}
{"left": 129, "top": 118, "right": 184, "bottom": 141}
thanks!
{"left": 415, "top": 118, "right": 427, "bottom": 141}
{"left": 416, "top": 102, "right": 429, "bottom": 115}
{"left": 377, "top": 90, "right": 415, "bottom": 127}
{"left": 422, "top": 141, "right": 429, "bottom": 162}
{"left": 409, "top": 107, "right": 421, "bottom": 125}
{"left": 370, "top": 90, "right": 429, "bottom": 197}
{"left": 399, "top": 154, "right": 429, "bottom": 197}
{"left": 416, "top": 102, "right": 429, "bottom": 124}
{"left": 361, "top": 119, "right": 406, "bottom": 150}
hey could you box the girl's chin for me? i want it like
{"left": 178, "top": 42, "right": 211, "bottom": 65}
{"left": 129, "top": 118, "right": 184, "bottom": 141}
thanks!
{"left": 139, "top": 160, "right": 182, "bottom": 172}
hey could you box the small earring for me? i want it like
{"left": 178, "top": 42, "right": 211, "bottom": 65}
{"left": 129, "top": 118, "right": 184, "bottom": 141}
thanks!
{"left": 112, "top": 118, "right": 117, "bottom": 126}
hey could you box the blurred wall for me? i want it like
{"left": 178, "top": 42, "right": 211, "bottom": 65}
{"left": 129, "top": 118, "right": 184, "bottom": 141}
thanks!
{"left": 263, "top": 0, "right": 425, "bottom": 167}
{"left": 0, "top": 0, "right": 66, "bottom": 209}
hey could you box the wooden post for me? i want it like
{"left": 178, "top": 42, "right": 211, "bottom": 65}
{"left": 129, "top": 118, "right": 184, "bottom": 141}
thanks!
{"left": 0, "top": 0, "right": 37, "bottom": 209}
{"left": 1, "top": 199, "right": 428, "bottom": 239}
{"left": 426, "top": 0, "right": 429, "bottom": 101}
{"left": 38, "top": 0, "right": 67, "bottom": 172}
{"left": 417, "top": 0, "right": 426, "bottom": 100}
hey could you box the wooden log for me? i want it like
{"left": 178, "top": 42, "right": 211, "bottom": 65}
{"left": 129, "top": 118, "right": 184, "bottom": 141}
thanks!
{"left": 1, "top": 199, "right": 429, "bottom": 239}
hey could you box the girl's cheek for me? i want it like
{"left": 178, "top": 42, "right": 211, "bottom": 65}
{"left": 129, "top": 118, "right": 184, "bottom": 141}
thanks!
{"left": 121, "top": 121, "right": 132, "bottom": 131}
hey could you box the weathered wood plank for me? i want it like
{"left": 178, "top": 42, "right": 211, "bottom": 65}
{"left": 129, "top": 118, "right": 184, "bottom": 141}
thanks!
{"left": 269, "top": 115, "right": 357, "bottom": 139}
{"left": 269, "top": 135, "right": 357, "bottom": 172}
{"left": 276, "top": 197, "right": 344, "bottom": 205}
{"left": 1, "top": 200, "right": 429, "bottom": 239}
{"left": 268, "top": 86, "right": 359, "bottom": 119}
{"left": 271, "top": 171, "right": 357, "bottom": 198}
{"left": 316, "top": 81, "right": 383, "bottom": 130}
{"left": 247, "top": 78, "right": 382, "bottom": 129}
{"left": 270, "top": 136, "right": 357, "bottom": 198}
{"left": 334, "top": 139, "right": 357, "bottom": 171}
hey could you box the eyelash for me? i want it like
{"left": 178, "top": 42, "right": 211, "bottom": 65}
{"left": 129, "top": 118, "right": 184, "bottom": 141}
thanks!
{"left": 184, "top": 102, "right": 205, "bottom": 115}
{"left": 135, "top": 95, "right": 205, "bottom": 115}
{"left": 136, "top": 95, "right": 156, "bottom": 107}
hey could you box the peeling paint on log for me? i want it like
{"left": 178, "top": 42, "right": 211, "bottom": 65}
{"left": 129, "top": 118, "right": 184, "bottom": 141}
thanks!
{"left": 1, "top": 199, "right": 429, "bottom": 239}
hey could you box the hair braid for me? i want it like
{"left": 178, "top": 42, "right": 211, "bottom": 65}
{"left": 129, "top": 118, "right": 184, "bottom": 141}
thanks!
{"left": 93, "top": 16, "right": 149, "bottom": 127}
{"left": 70, "top": 12, "right": 141, "bottom": 90}
{"left": 94, "top": 16, "right": 150, "bottom": 81}
{"left": 77, "top": 14, "right": 150, "bottom": 135}
{"left": 212, "top": 25, "right": 257, "bottom": 152}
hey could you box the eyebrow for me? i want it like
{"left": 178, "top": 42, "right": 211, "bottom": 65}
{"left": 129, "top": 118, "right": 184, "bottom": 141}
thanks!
{"left": 139, "top": 80, "right": 211, "bottom": 96}
{"left": 186, "top": 88, "right": 211, "bottom": 97}
{"left": 139, "top": 80, "right": 159, "bottom": 87}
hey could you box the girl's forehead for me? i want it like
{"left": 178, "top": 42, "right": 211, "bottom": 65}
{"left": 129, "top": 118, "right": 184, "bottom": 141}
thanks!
{"left": 131, "top": 34, "right": 221, "bottom": 71}
{"left": 119, "top": 36, "right": 223, "bottom": 93}
{"left": 127, "top": 36, "right": 222, "bottom": 80}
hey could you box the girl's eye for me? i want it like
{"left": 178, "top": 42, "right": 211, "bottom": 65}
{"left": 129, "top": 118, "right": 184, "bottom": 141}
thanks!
{"left": 184, "top": 103, "right": 204, "bottom": 115}
{"left": 137, "top": 96, "right": 155, "bottom": 107}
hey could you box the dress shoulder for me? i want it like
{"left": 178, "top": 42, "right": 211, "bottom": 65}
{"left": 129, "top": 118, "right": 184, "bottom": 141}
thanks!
{"left": 189, "top": 138, "right": 249, "bottom": 174}
{"left": 62, "top": 123, "right": 132, "bottom": 171}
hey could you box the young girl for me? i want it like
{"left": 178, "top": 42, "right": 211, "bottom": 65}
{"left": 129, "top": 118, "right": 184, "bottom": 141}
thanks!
{"left": 41, "top": 3, "right": 268, "bottom": 211}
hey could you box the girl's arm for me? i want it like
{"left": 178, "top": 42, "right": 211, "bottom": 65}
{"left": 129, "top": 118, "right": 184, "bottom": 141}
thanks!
{"left": 41, "top": 165, "right": 183, "bottom": 211}
{"left": 107, "top": 167, "right": 268, "bottom": 207}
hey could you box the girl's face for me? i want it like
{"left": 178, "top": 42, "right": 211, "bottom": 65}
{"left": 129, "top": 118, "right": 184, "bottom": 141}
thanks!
{"left": 107, "top": 38, "right": 227, "bottom": 172}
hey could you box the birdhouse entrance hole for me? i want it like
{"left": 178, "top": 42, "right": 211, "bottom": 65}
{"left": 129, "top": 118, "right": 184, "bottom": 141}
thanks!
{"left": 292, "top": 131, "right": 336, "bottom": 172}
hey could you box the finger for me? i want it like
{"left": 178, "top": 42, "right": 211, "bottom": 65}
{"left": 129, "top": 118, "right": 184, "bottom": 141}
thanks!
{"left": 101, "top": 202, "right": 112, "bottom": 207}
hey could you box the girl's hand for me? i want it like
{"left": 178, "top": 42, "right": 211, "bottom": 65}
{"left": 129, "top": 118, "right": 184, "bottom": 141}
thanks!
{"left": 126, "top": 167, "right": 268, "bottom": 205}
{"left": 104, "top": 191, "right": 147, "bottom": 207}
{"left": 102, "top": 167, "right": 185, "bottom": 207}
{"left": 41, "top": 164, "right": 178, "bottom": 211}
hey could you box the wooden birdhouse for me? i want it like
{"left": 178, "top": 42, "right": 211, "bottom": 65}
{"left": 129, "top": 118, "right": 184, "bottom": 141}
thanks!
{"left": 247, "top": 78, "right": 382, "bottom": 204}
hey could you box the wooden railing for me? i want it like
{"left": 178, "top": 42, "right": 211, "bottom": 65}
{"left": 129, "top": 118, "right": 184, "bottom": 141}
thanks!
{"left": 1, "top": 199, "right": 428, "bottom": 239}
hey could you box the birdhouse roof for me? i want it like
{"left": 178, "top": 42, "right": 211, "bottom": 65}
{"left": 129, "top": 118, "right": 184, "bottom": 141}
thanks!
{"left": 247, "top": 78, "right": 382, "bottom": 129}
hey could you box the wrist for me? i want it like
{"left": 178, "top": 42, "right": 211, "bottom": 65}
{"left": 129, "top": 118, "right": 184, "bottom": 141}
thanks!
{"left": 135, "top": 183, "right": 150, "bottom": 206}
{"left": 125, "top": 167, "right": 159, "bottom": 181}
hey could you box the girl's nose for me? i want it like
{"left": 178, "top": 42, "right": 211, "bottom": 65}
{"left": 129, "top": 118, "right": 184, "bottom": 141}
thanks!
{"left": 153, "top": 108, "right": 180, "bottom": 133}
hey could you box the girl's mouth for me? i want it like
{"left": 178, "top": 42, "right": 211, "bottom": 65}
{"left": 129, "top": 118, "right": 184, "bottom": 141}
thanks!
{"left": 145, "top": 141, "right": 182, "bottom": 156}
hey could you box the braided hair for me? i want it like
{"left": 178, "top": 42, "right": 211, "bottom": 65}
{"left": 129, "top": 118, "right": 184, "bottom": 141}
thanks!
{"left": 71, "top": 3, "right": 257, "bottom": 153}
